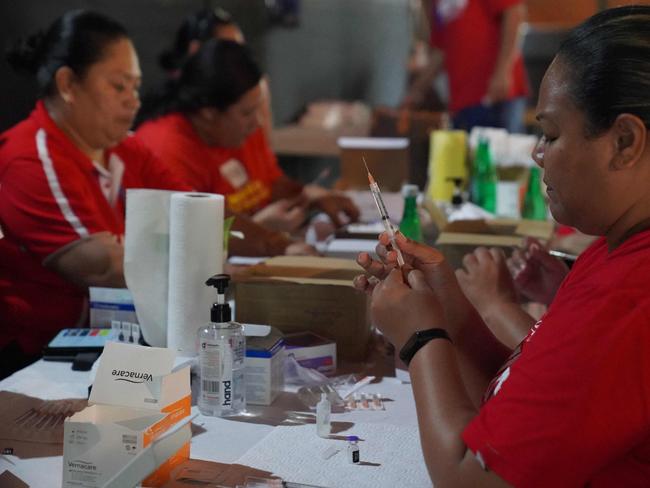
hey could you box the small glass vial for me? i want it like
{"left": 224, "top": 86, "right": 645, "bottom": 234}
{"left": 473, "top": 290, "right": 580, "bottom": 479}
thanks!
{"left": 197, "top": 274, "right": 246, "bottom": 417}
{"left": 347, "top": 435, "right": 360, "bottom": 464}
{"left": 316, "top": 393, "right": 331, "bottom": 437}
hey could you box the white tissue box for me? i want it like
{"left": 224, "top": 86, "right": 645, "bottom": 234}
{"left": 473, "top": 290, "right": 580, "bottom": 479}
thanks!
{"left": 284, "top": 332, "right": 337, "bottom": 376}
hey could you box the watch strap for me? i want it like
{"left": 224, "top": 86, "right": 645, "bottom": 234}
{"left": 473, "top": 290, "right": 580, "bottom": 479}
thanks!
{"left": 399, "top": 328, "right": 452, "bottom": 367}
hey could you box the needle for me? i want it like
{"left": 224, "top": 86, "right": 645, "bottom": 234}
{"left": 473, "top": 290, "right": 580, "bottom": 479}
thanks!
{"left": 363, "top": 158, "right": 405, "bottom": 267}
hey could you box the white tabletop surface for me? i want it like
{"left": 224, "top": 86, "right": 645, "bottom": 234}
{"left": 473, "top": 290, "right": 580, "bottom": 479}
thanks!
{"left": 0, "top": 359, "right": 422, "bottom": 487}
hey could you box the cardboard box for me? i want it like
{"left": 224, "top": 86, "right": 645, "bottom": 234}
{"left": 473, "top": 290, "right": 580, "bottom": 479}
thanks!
{"left": 234, "top": 256, "right": 370, "bottom": 362}
{"left": 62, "top": 342, "right": 191, "bottom": 488}
{"left": 436, "top": 218, "right": 554, "bottom": 269}
{"left": 245, "top": 328, "right": 284, "bottom": 406}
{"left": 284, "top": 331, "right": 337, "bottom": 375}
{"left": 337, "top": 137, "right": 409, "bottom": 191}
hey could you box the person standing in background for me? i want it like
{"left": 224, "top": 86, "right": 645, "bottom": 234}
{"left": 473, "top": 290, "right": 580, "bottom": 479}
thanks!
{"left": 405, "top": 0, "right": 529, "bottom": 133}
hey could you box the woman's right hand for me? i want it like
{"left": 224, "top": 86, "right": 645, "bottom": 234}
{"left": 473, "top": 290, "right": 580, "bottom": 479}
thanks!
{"left": 508, "top": 238, "right": 569, "bottom": 306}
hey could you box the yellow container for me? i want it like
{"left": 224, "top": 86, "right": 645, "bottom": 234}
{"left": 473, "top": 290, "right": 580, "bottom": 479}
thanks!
{"left": 426, "top": 130, "right": 468, "bottom": 203}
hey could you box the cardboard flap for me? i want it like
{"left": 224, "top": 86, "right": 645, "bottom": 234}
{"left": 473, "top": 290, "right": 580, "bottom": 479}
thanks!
{"left": 237, "top": 256, "right": 362, "bottom": 284}
{"left": 89, "top": 342, "right": 175, "bottom": 410}
{"left": 436, "top": 232, "right": 523, "bottom": 247}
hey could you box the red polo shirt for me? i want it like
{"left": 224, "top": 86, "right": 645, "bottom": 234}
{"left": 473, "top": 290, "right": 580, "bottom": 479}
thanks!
{"left": 0, "top": 101, "right": 188, "bottom": 354}
{"left": 136, "top": 113, "right": 283, "bottom": 215}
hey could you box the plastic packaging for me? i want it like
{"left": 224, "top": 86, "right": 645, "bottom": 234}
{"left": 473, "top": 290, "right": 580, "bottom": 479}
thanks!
{"left": 197, "top": 274, "right": 246, "bottom": 417}
{"left": 316, "top": 393, "right": 331, "bottom": 437}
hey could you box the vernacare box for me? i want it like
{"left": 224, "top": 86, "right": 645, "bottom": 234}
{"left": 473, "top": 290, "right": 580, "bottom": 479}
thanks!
{"left": 62, "top": 342, "right": 191, "bottom": 488}
{"left": 245, "top": 328, "right": 284, "bottom": 406}
{"left": 234, "top": 256, "right": 370, "bottom": 362}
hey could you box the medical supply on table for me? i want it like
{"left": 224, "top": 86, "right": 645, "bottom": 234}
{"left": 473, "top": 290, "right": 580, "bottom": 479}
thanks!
{"left": 316, "top": 393, "right": 331, "bottom": 437}
{"left": 198, "top": 274, "right": 246, "bottom": 417}
{"left": 321, "top": 445, "right": 341, "bottom": 460}
{"left": 347, "top": 436, "right": 360, "bottom": 464}
{"left": 399, "top": 184, "right": 423, "bottom": 242}
{"left": 364, "top": 157, "right": 405, "bottom": 267}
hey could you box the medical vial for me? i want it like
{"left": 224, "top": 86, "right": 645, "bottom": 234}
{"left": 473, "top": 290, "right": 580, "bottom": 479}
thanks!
{"left": 198, "top": 274, "right": 246, "bottom": 417}
{"left": 316, "top": 393, "right": 331, "bottom": 437}
{"left": 347, "top": 435, "right": 360, "bottom": 464}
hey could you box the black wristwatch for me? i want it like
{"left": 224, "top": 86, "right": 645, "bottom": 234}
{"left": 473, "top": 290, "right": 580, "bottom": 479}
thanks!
{"left": 399, "top": 328, "right": 452, "bottom": 367}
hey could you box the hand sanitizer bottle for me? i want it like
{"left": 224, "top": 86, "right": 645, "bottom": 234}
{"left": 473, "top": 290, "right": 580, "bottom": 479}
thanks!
{"left": 197, "top": 274, "right": 246, "bottom": 417}
{"left": 316, "top": 393, "right": 331, "bottom": 437}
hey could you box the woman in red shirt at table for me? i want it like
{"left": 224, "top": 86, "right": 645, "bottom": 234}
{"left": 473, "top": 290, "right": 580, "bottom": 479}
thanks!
{"left": 136, "top": 39, "right": 359, "bottom": 234}
{"left": 356, "top": 6, "right": 650, "bottom": 487}
{"left": 0, "top": 11, "right": 313, "bottom": 379}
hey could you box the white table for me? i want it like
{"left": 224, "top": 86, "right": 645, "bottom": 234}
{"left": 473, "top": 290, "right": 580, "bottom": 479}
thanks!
{"left": 0, "top": 360, "right": 427, "bottom": 487}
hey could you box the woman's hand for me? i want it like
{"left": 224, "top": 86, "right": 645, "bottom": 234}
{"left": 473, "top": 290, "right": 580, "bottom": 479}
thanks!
{"left": 456, "top": 247, "right": 519, "bottom": 319}
{"left": 371, "top": 267, "right": 446, "bottom": 351}
{"left": 302, "top": 184, "right": 360, "bottom": 228}
{"left": 252, "top": 196, "right": 308, "bottom": 233}
{"left": 284, "top": 241, "right": 320, "bottom": 256}
{"left": 508, "top": 238, "right": 569, "bottom": 306}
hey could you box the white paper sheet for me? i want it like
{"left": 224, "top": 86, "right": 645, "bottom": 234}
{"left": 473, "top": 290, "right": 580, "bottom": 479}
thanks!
{"left": 124, "top": 189, "right": 175, "bottom": 347}
{"left": 235, "top": 422, "right": 430, "bottom": 488}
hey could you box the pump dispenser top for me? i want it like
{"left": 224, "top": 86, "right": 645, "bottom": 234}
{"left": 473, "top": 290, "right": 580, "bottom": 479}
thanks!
{"left": 206, "top": 274, "right": 231, "bottom": 323}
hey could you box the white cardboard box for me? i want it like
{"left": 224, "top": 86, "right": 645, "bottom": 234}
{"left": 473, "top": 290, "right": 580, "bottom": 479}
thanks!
{"left": 62, "top": 342, "right": 191, "bottom": 488}
{"left": 245, "top": 330, "right": 284, "bottom": 406}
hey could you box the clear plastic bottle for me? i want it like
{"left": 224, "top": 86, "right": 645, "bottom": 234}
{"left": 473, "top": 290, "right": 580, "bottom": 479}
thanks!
{"left": 316, "top": 393, "right": 331, "bottom": 437}
{"left": 197, "top": 274, "right": 246, "bottom": 417}
{"left": 399, "top": 184, "right": 423, "bottom": 242}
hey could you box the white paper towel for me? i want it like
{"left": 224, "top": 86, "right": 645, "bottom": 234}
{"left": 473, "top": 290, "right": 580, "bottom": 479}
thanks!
{"left": 124, "top": 190, "right": 224, "bottom": 353}
{"left": 167, "top": 192, "right": 224, "bottom": 356}
{"left": 124, "top": 189, "right": 175, "bottom": 347}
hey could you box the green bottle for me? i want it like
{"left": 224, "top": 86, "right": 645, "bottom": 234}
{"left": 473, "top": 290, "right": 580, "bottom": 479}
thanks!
{"left": 522, "top": 166, "right": 547, "bottom": 220}
{"left": 472, "top": 138, "right": 497, "bottom": 213}
{"left": 399, "top": 184, "right": 423, "bottom": 242}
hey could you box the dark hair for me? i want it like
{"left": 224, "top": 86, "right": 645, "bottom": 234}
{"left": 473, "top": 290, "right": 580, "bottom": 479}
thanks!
{"left": 159, "top": 7, "right": 236, "bottom": 73}
{"left": 557, "top": 5, "right": 650, "bottom": 136}
{"left": 144, "top": 39, "right": 261, "bottom": 119}
{"left": 6, "top": 10, "right": 128, "bottom": 97}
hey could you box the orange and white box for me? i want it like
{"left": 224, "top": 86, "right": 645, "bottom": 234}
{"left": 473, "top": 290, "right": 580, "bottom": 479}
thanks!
{"left": 62, "top": 342, "right": 191, "bottom": 488}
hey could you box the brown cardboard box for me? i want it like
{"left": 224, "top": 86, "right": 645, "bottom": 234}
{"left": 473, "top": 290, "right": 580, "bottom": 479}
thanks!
{"left": 233, "top": 256, "right": 370, "bottom": 362}
{"left": 336, "top": 137, "right": 409, "bottom": 192}
{"left": 436, "top": 218, "right": 555, "bottom": 269}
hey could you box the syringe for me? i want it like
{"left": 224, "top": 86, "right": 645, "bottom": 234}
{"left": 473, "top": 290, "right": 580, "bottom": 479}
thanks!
{"left": 363, "top": 158, "right": 405, "bottom": 267}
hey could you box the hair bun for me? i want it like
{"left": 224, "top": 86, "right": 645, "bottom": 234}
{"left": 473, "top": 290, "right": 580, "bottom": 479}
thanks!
{"left": 6, "top": 31, "right": 47, "bottom": 75}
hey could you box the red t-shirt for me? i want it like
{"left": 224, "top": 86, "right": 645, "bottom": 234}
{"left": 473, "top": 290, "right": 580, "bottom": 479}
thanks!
{"left": 431, "top": 0, "right": 529, "bottom": 112}
{"left": 463, "top": 231, "right": 650, "bottom": 487}
{"left": 0, "top": 101, "right": 188, "bottom": 355}
{"left": 136, "top": 114, "right": 283, "bottom": 215}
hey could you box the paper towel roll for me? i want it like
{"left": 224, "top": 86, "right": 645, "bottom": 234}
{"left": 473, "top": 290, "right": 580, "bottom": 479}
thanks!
{"left": 167, "top": 192, "right": 224, "bottom": 356}
{"left": 124, "top": 189, "right": 176, "bottom": 347}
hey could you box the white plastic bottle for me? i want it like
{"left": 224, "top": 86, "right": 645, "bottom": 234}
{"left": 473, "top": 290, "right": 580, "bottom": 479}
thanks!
{"left": 197, "top": 274, "right": 246, "bottom": 417}
{"left": 316, "top": 393, "right": 331, "bottom": 437}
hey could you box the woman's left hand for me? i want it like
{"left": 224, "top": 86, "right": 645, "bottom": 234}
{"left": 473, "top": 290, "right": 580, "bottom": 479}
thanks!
{"left": 371, "top": 267, "right": 446, "bottom": 351}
